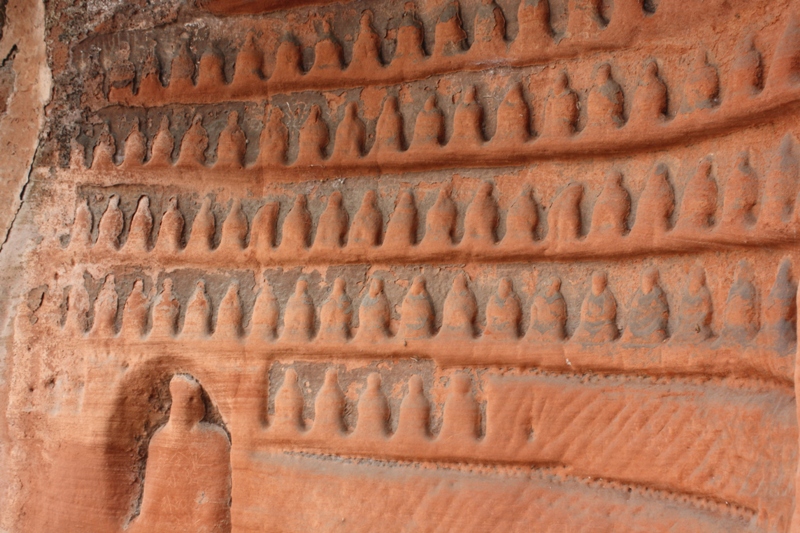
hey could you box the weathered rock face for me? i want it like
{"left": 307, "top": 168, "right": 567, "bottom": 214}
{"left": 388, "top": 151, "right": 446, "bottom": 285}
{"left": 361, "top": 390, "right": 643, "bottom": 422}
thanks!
{"left": 3, "top": 0, "right": 800, "bottom": 531}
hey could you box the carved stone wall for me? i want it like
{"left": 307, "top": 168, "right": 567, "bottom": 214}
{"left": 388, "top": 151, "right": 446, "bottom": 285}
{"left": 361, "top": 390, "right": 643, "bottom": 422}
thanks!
{"left": 2, "top": 0, "right": 800, "bottom": 531}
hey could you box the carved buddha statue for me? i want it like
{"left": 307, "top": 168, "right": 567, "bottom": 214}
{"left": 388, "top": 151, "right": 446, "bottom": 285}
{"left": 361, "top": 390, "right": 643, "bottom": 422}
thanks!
{"left": 573, "top": 271, "right": 618, "bottom": 343}
{"left": 131, "top": 375, "right": 231, "bottom": 533}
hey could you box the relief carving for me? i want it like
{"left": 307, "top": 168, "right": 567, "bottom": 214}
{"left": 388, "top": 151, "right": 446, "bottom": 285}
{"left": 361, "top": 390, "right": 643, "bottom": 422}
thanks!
{"left": 7, "top": 0, "right": 800, "bottom": 532}
{"left": 130, "top": 375, "right": 231, "bottom": 533}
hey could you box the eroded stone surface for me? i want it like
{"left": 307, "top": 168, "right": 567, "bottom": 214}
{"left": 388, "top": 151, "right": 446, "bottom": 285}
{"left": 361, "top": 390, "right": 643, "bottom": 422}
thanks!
{"left": 3, "top": 0, "right": 800, "bottom": 532}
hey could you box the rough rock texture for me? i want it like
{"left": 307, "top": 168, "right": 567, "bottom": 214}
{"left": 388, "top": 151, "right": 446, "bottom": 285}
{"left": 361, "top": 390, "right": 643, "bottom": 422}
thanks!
{"left": 3, "top": 0, "right": 800, "bottom": 531}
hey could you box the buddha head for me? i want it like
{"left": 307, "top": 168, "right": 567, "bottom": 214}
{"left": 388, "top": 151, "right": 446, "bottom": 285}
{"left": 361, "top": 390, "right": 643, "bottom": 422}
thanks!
{"left": 591, "top": 271, "right": 608, "bottom": 296}
{"left": 641, "top": 267, "right": 660, "bottom": 295}
{"left": 169, "top": 375, "right": 205, "bottom": 429}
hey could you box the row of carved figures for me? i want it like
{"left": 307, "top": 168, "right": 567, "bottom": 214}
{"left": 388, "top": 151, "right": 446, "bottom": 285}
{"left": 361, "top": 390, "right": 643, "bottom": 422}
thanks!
{"left": 107, "top": 0, "right": 656, "bottom": 102}
{"left": 90, "top": 34, "right": 798, "bottom": 171}
{"left": 57, "top": 260, "right": 796, "bottom": 353}
{"left": 73, "top": 141, "right": 800, "bottom": 261}
{"left": 266, "top": 369, "right": 490, "bottom": 441}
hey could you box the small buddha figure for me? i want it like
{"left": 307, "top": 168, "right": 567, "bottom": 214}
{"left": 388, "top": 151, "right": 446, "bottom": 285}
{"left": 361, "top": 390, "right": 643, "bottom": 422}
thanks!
{"left": 280, "top": 195, "right": 312, "bottom": 251}
{"left": 137, "top": 48, "right": 163, "bottom": 99}
{"left": 97, "top": 195, "right": 124, "bottom": 249}
{"left": 349, "top": 190, "right": 382, "bottom": 248}
{"left": 542, "top": 71, "right": 578, "bottom": 137}
{"left": 121, "top": 279, "right": 149, "bottom": 339}
{"left": 573, "top": 271, "right": 618, "bottom": 343}
{"left": 273, "top": 368, "right": 305, "bottom": 433}
{"left": 503, "top": 187, "right": 538, "bottom": 246}
{"left": 495, "top": 84, "right": 531, "bottom": 145}
{"left": 672, "top": 265, "right": 713, "bottom": 343}
{"left": 546, "top": 182, "right": 583, "bottom": 244}
{"left": 760, "top": 259, "right": 797, "bottom": 353}
{"left": 232, "top": 32, "right": 263, "bottom": 89}
{"left": 197, "top": 47, "right": 225, "bottom": 90}
{"left": 92, "top": 124, "right": 116, "bottom": 170}
{"left": 196, "top": 49, "right": 225, "bottom": 87}
{"left": 169, "top": 41, "right": 196, "bottom": 90}
{"left": 215, "top": 283, "right": 243, "bottom": 340}
{"left": 296, "top": 105, "right": 329, "bottom": 164}
{"left": 354, "top": 373, "right": 391, "bottom": 439}
{"left": 375, "top": 96, "right": 405, "bottom": 155}
{"left": 216, "top": 111, "right": 246, "bottom": 169}
{"left": 182, "top": 281, "right": 211, "bottom": 338}
{"left": 526, "top": 276, "right": 567, "bottom": 342}
{"left": 589, "top": 171, "right": 630, "bottom": 240}
{"left": 155, "top": 197, "right": 184, "bottom": 254}
{"left": 396, "top": 375, "right": 430, "bottom": 441}
{"left": 333, "top": 102, "right": 367, "bottom": 160}
{"left": 310, "top": 21, "right": 344, "bottom": 74}
{"left": 314, "top": 191, "right": 349, "bottom": 249}
{"left": 761, "top": 134, "right": 799, "bottom": 230}
{"left": 516, "top": 0, "right": 552, "bottom": 53}
{"left": 630, "top": 60, "right": 668, "bottom": 127}
{"left": 258, "top": 106, "right": 289, "bottom": 166}
{"left": 463, "top": 182, "right": 498, "bottom": 245}
{"left": 122, "top": 118, "right": 147, "bottom": 167}
{"left": 631, "top": 163, "right": 674, "bottom": 240}
{"left": 185, "top": 197, "right": 215, "bottom": 254}
{"left": 282, "top": 280, "right": 315, "bottom": 342}
{"left": 332, "top": 102, "right": 366, "bottom": 160}
{"left": 451, "top": 87, "right": 485, "bottom": 147}
{"left": 384, "top": 190, "right": 418, "bottom": 247}
{"left": 92, "top": 275, "right": 118, "bottom": 337}
{"left": 311, "top": 369, "right": 346, "bottom": 436}
{"left": 219, "top": 199, "right": 247, "bottom": 252}
{"left": 682, "top": 50, "right": 720, "bottom": 112}
{"left": 440, "top": 274, "right": 478, "bottom": 339}
{"left": 483, "top": 278, "right": 522, "bottom": 340}
{"left": 585, "top": 63, "right": 624, "bottom": 133}
{"left": 394, "top": 3, "right": 425, "bottom": 66}
{"left": 678, "top": 157, "right": 718, "bottom": 231}
{"left": 148, "top": 116, "right": 175, "bottom": 167}
{"left": 70, "top": 199, "right": 93, "bottom": 249}
{"left": 400, "top": 276, "right": 435, "bottom": 340}
{"left": 355, "top": 278, "right": 391, "bottom": 343}
{"left": 721, "top": 261, "right": 759, "bottom": 343}
{"left": 472, "top": 0, "right": 506, "bottom": 56}
{"left": 250, "top": 201, "right": 279, "bottom": 251}
{"left": 151, "top": 278, "right": 179, "bottom": 337}
{"left": 439, "top": 373, "right": 480, "bottom": 441}
{"left": 251, "top": 279, "right": 280, "bottom": 340}
{"left": 729, "top": 35, "right": 763, "bottom": 100}
{"left": 319, "top": 278, "right": 352, "bottom": 342}
{"left": 434, "top": 1, "right": 468, "bottom": 57}
{"left": 351, "top": 11, "right": 382, "bottom": 72}
{"left": 177, "top": 115, "right": 209, "bottom": 168}
{"left": 273, "top": 35, "right": 303, "bottom": 82}
{"left": 721, "top": 152, "right": 758, "bottom": 229}
{"left": 421, "top": 186, "right": 456, "bottom": 247}
{"left": 411, "top": 96, "right": 445, "bottom": 150}
{"left": 622, "top": 267, "right": 669, "bottom": 344}
{"left": 131, "top": 375, "right": 231, "bottom": 533}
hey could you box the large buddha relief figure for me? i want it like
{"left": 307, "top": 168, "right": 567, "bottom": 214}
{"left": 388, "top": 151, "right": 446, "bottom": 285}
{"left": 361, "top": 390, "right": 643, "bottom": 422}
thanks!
{"left": 129, "top": 375, "right": 231, "bottom": 533}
